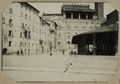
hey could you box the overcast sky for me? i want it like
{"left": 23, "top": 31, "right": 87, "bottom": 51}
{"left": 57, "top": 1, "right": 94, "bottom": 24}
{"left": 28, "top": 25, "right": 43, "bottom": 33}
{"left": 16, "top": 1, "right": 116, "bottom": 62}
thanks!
{"left": 29, "top": 3, "right": 115, "bottom": 17}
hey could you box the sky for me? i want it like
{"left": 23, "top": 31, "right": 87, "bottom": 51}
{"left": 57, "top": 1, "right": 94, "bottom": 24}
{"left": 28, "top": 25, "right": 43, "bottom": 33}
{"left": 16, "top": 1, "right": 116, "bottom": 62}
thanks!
{"left": 29, "top": 3, "right": 115, "bottom": 18}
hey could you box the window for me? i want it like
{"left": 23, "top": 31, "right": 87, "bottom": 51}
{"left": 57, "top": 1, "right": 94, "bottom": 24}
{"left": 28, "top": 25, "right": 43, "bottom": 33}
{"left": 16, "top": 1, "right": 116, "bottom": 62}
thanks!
{"left": 9, "top": 8, "right": 13, "bottom": 14}
{"left": 9, "top": 41, "right": 12, "bottom": 47}
{"left": 2, "top": 17, "right": 5, "bottom": 24}
{"left": 88, "top": 13, "right": 93, "bottom": 19}
{"left": 25, "top": 49, "right": 26, "bottom": 52}
{"left": 73, "top": 12, "right": 79, "bottom": 19}
{"left": 21, "top": 23, "right": 24, "bottom": 28}
{"left": 21, "top": 50, "right": 23, "bottom": 54}
{"left": 67, "top": 41, "right": 70, "bottom": 44}
{"left": 20, "top": 42, "right": 22, "bottom": 47}
{"left": 8, "top": 30, "right": 12, "bottom": 36}
{"left": 66, "top": 12, "right": 71, "bottom": 19}
{"left": 9, "top": 19, "right": 13, "bottom": 27}
{"left": 21, "top": 12, "right": 23, "bottom": 17}
{"left": 28, "top": 31, "right": 31, "bottom": 39}
{"left": 24, "top": 30, "right": 27, "bottom": 38}
{"left": 25, "top": 14, "right": 27, "bottom": 19}
{"left": 20, "top": 32, "right": 22, "bottom": 38}
{"left": 25, "top": 42, "right": 26, "bottom": 46}
{"left": 28, "top": 49, "right": 30, "bottom": 54}
{"left": 80, "top": 12, "right": 86, "bottom": 19}
{"left": 58, "top": 41, "right": 60, "bottom": 44}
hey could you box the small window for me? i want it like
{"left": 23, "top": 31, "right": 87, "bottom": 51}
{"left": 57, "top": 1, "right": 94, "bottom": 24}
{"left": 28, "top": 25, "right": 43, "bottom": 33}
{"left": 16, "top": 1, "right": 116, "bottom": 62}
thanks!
{"left": 80, "top": 12, "right": 86, "bottom": 19}
{"left": 9, "top": 19, "right": 13, "bottom": 27}
{"left": 2, "top": 17, "right": 5, "bottom": 24}
{"left": 73, "top": 12, "right": 79, "bottom": 19}
{"left": 25, "top": 49, "right": 26, "bottom": 52}
{"left": 21, "top": 12, "right": 23, "bottom": 17}
{"left": 9, "top": 8, "right": 13, "bottom": 14}
{"left": 20, "top": 32, "right": 22, "bottom": 38}
{"left": 21, "top": 23, "right": 24, "bottom": 28}
{"left": 24, "top": 30, "right": 27, "bottom": 38}
{"left": 58, "top": 41, "right": 60, "bottom": 44}
{"left": 28, "top": 31, "right": 31, "bottom": 39}
{"left": 25, "top": 14, "right": 27, "bottom": 19}
{"left": 25, "top": 42, "right": 26, "bottom": 46}
{"left": 66, "top": 12, "right": 71, "bottom": 19}
{"left": 20, "top": 42, "right": 22, "bottom": 47}
{"left": 8, "top": 30, "right": 12, "bottom": 36}
{"left": 9, "top": 41, "right": 12, "bottom": 47}
{"left": 67, "top": 41, "right": 70, "bottom": 44}
{"left": 21, "top": 50, "right": 23, "bottom": 54}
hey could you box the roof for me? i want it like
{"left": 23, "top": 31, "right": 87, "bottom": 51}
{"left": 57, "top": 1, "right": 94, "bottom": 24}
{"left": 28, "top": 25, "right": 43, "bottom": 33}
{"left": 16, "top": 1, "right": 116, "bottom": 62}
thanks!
{"left": 20, "top": 2, "right": 40, "bottom": 13}
{"left": 61, "top": 4, "right": 96, "bottom": 12}
{"left": 72, "top": 31, "right": 117, "bottom": 44}
{"left": 43, "top": 13, "right": 63, "bottom": 16}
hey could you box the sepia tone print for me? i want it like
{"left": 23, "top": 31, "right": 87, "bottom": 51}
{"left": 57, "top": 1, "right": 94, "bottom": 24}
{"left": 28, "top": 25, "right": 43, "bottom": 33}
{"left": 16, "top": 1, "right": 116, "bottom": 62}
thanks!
{"left": 2, "top": 2, "right": 118, "bottom": 56}
{"left": 1, "top": 2, "right": 119, "bottom": 82}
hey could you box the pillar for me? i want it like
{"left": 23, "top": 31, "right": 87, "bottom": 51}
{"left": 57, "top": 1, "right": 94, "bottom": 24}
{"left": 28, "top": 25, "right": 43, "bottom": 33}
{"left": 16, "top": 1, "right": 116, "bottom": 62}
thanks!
{"left": 71, "top": 12, "right": 73, "bottom": 19}
{"left": 63, "top": 13, "right": 66, "bottom": 19}
{"left": 93, "top": 34, "right": 96, "bottom": 55}
{"left": 95, "top": 2, "right": 104, "bottom": 20}
{"left": 79, "top": 13, "right": 81, "bottom": 19}
{"left": 86, "top": 13, "right": 88, "bottom": 19}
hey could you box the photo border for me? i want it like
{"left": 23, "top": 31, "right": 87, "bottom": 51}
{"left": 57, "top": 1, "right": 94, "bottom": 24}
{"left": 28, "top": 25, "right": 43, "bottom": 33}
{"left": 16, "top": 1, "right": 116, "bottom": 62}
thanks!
{"left": 0, "top": 0, "right": 120, "bottom": 84}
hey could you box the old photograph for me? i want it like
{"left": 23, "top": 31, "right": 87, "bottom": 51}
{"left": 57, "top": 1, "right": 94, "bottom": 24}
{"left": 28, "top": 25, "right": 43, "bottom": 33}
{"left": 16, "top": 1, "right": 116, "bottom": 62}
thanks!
{"left": 2, "top": 2, "right": 119, "bottom": 82}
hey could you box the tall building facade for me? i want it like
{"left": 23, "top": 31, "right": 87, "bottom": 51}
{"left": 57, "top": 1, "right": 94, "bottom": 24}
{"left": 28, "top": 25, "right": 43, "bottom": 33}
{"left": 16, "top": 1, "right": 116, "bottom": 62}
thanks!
{"left": 2, "top": 2, "right": 41, "bottom": 55}
{"left": 39, "top": 17, "right": 57, "bottom": 55}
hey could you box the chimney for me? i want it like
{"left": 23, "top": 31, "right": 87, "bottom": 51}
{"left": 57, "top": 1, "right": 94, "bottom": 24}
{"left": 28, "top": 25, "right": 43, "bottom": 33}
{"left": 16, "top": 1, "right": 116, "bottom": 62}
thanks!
{"left": 95, "top": 2, "right": 104, "bottom": 20}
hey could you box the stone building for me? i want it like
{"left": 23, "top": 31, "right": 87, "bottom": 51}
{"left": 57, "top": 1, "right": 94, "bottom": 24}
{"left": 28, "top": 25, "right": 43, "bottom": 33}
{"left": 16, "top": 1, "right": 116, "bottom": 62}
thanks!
{"left": 2, "top": 2, "right": 41, "bottom": 55}
{"left": 43, "top": 3, "right": 117, "bottom": 55}
{"left": 39, "top": 17, "right": 57, "bottom": 55}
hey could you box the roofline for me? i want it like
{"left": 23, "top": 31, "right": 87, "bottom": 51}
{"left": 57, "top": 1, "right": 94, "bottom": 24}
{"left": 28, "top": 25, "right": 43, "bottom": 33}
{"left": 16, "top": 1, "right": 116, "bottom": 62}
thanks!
{"left": 19, "top": 2, "right": 40, "bottom": 13}
{"left": 43, "top": 13, "right": 63, "bottom": 16}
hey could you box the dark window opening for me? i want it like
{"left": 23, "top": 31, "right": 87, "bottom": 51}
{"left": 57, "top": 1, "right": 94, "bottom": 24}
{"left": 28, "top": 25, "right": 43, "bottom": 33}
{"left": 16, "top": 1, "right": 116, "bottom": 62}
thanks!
{"left": 21, "top": 50, "right": 23, "bottom": 54}
{"left": 88, "top": 12, "right": 93, "bottom": 19}
{"left": 28, "top": 31, "right": 31, "bottom": 39}
{"left": 80, "top": 12, "right": 86, "bottom": 19}
{"left": 9, "top": 8, "right": 13, "bottom": 14}
{"left": 25, "top": 14, "right": 27, "bottom": 19}
{"left": 24, "top": 30, "right": 27, "bottom": 38}
{"left": 68, "top": 41, "right": 70, "bottom": 44}
{"left": 9, "top": 31, "right": 12, "bottom": 36}
{"left": 20, "top": 32, "right": 22, "bottom": 38}
{"left": 66, "top": 12, "right": 71, "bottom": 19}
{"left": 9, "top": 41, "right": 11, "bottom": 47}
{"left": 21, "top": 23, "right": 24, "bottom": 28}
{"left": 58, "top": 41, "right": 60, "bottom": 44}
{"left": 2, "top": 48, "right": 8, "bottom": 55}
{"left": 9, "top": 19, "right": 13, "bottom": 27}
{"left": 73, "top": 12, "right": 79, "bottom": 19}
{"left": 20, "top": 42, "right": 22, "bottom": 47}
{"left": 2, "top": 17, "right": 5, "bottom": 24}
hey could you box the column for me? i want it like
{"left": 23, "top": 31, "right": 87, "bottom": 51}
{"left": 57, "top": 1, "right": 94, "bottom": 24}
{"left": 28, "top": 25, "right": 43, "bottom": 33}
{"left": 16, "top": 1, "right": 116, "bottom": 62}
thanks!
{"left": 63, "top": 13, "right": 66, "bottom": 19}
{"left": 79, "top": 13, "right": 81, "bottom": 19}
{"left": 86, "top": 12, "right": 88, "bottom": 19}
{"left": 71, "top": 12, "right": 73, "bottom": 19}
{"left": 93, "top": 34, "right": 96, "bottom": 55}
